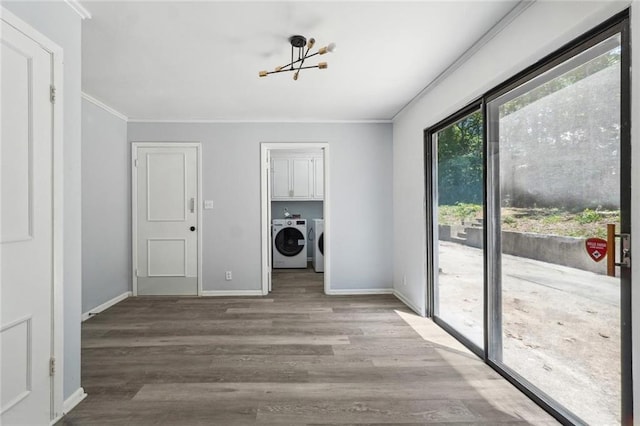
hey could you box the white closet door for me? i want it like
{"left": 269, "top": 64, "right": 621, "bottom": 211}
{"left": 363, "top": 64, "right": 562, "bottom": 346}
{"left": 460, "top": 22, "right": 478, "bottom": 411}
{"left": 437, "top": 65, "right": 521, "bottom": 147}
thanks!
{"left": 1, "top": 20, "right": 54, "bottom": 425}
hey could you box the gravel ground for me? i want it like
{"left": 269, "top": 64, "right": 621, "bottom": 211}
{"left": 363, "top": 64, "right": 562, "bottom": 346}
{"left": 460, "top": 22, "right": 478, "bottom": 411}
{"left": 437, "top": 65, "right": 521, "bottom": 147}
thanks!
{"left": 437, "top": 241, "right": 620, "bottom": 425}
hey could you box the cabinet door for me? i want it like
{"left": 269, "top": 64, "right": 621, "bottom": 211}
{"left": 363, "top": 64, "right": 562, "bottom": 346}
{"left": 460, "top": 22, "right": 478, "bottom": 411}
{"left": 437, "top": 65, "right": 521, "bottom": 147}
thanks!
{"left": 271, "top": 158, "right": 290, "bottom": 198}
{"left": 291, "top": 158, "right": 311, "bottom": 198}
{"left": 313, "top": 157, "right": 324, "bottom": 199}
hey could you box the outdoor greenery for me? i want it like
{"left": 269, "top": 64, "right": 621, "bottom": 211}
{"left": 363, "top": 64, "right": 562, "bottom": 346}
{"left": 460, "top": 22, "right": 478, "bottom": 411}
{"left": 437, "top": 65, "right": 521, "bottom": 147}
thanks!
{"left": 434, "top": 48, "right": 622, "bottom": 239}
{"left": 438, "top": 204, "right": 620, "bottom": 239}
{"left": 436, "top": 111, "right": 483, "bottom": 206}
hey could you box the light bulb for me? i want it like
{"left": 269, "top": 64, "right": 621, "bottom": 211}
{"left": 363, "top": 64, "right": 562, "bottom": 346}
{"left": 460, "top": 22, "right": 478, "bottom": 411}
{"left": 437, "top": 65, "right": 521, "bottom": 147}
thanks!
{"left": 327, "top": 42, "right": 336, "bottom": 52}
{"left": 307, "top": 38, "right": 316, "bottom": 49}
{"left": 259, "top": 70, "right": 268, "bottom": 77}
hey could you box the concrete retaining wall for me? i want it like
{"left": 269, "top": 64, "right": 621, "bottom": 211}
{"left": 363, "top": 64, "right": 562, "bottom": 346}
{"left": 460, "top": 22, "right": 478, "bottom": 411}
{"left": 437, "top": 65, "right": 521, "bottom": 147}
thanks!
{"left": 438, "top": 225, "right": 607, "bottom": 275}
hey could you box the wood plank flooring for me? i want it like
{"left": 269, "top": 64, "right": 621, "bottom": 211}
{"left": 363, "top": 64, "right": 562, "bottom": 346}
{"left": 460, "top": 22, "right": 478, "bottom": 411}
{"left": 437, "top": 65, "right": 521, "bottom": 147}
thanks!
{"left": 58, "top": 267, "right": 558, "bottom": 425}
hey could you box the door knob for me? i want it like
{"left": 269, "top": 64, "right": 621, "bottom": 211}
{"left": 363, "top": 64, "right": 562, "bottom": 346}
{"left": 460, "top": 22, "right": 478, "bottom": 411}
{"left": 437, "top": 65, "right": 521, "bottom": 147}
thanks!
{"left": 190, "top": 226, "right": 196, "bottom": 232}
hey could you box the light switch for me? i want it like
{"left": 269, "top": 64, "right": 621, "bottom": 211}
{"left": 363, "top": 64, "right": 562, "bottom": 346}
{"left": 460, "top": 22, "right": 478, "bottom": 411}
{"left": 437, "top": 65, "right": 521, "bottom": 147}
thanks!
{"left": 204, "top": 200, "right": 214, "bottom": 209}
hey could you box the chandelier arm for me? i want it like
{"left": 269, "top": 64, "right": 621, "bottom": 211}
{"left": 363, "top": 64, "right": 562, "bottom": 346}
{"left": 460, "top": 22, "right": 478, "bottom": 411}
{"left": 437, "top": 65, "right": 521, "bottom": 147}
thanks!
{"left": 264, "top": 64, "right": 322, "bottom": 76}
{"left": 293, "top": 44, "right": 315, "bottom": 80}
{"left": 276, "top": 52, "right": 320, "bottom": 72}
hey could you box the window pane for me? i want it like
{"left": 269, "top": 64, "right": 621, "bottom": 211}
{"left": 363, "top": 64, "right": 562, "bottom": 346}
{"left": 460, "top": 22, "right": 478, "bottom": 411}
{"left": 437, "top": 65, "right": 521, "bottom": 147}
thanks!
{"left": 434, "top": 110, "right": 484, "bottom": 349}
{"left": 490, "top": 34, "right": 621, "bottom": 424}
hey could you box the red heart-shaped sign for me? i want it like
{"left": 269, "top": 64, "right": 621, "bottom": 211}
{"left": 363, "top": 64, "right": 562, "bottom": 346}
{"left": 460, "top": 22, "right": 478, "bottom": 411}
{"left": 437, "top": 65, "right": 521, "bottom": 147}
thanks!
{"left": 585, "top": 238, "right": 608, "bottom": 262}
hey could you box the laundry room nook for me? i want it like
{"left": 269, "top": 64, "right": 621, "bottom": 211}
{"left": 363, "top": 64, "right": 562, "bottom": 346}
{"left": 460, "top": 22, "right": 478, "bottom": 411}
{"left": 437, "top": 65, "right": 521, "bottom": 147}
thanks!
{"left": 270, "top": 148, "right": 324, "bottom": 276}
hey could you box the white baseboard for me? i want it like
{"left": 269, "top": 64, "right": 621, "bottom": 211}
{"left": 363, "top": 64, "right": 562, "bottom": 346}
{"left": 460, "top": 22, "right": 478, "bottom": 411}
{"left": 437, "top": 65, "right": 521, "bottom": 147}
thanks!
{"left": 82, "top": 291, "right": 131, "bottom": 321}
{"left": 201, "top": 290, "right": 265, "bottom": 297}
{"left": 63, "top": 387, "right": 87, "bottom": 414}
{"left": 393, "top": 289, "right": 424, "bottom": 316}
{"left": 325, "top": 288, "right": 394, "bottom": 296}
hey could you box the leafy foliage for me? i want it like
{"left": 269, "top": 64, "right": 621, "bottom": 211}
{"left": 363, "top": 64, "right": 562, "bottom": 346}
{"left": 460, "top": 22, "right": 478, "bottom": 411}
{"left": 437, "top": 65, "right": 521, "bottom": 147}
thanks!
{"left": 436, "top": 111, "right": 483, "bottom": 205}
{"left": 576, "top": 208, "right": 602, "bottom": 224}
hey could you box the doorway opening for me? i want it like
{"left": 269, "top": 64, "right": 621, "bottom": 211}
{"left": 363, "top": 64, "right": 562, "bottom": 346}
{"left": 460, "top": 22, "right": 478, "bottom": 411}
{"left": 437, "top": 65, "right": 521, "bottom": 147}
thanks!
{"left": 260, "top": 143, "right": 330, "bottom": 295}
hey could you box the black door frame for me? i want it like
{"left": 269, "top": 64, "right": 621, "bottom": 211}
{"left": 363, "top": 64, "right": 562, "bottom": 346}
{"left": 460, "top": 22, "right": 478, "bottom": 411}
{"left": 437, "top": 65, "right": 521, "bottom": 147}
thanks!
{"left": 424, "top": 10, "right": 632, "bottom": 425}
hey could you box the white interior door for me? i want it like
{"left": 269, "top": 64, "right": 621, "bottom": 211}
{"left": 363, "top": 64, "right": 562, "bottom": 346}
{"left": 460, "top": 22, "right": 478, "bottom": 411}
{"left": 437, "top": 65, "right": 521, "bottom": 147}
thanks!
{"left": 134, "top": 145, "right": 199, "bottom": 295}
{"left": 1, "top": 20, "right": 54, "bottom": 424}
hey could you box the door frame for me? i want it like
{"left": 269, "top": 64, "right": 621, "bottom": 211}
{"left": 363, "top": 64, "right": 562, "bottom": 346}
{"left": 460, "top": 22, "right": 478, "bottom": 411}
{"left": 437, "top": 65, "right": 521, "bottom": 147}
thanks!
{"left": 260, "top": 142, "right": 330, "bottom": 295}
{"left": 131, "top": 142, "right": 203, "bottom": 296}
{"left": 1, "top": 7, "right": 65, "bottom": 422}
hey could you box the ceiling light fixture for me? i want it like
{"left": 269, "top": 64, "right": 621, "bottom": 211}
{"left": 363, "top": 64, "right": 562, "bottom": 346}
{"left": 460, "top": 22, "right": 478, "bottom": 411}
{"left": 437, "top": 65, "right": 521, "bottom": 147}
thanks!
{"left": 259, "top": 35, "right": 336, "bottom": 81}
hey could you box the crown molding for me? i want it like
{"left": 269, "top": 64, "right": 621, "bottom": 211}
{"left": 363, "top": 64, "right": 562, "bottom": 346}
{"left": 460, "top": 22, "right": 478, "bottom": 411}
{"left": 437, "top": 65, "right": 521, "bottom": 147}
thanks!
{"left": 82, "top": 92, "right": 128, "bottom": 122}
{"left": 127, "top": 118, "right": 392, "bottom": 124}
{"left": 64, "top": 0, "right": 92, "bottom": 20}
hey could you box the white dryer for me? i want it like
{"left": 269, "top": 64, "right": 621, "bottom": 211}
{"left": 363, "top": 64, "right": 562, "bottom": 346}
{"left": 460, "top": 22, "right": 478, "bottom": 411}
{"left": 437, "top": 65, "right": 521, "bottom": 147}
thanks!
{"left": 272, "top": 219, "right": 307, "bottom": 268}
{"left": 310, "top": 218, "right": 324, "bottom": 272}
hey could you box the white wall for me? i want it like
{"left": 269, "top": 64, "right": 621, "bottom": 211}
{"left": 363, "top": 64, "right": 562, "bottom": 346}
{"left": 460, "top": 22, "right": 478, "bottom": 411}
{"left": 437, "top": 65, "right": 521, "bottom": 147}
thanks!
{"left": 81, "top": 97, "right": 130, "bottom": 313}
{"left": 392, "top": 0, "right": 637, "bottom": 419}
{"left": 128, "top": 122, "right": 393, "bottom": 292}
{"left": 2, "top": 0, "right": 83, "bottom": 400}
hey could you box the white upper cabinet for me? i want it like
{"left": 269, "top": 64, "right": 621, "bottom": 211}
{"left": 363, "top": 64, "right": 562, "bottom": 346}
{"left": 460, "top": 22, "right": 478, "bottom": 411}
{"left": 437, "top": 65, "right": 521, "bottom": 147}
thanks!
{"left": 271, "top": 152, "right": 323, "bottom": 201}
{"left": 291, "top": 158, "right": 312, "bottom": 198}
{"left": 271, "top": 158, "right": 291, "bottom": 198}
{"left": 313, "top": 156, "right": 324, "bottom": 199}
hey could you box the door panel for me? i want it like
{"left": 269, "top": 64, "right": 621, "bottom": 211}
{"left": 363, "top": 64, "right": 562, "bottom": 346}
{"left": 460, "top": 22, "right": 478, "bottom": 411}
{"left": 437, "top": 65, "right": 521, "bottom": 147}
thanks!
{"left": 147, "top": 152, "right": 186, "bottom": 221}
{"left": 135, "top": 146, "right": 198, "bottom": 295}
{"left": 271, "top": 158, "right": 289, "bottom": 198}
{"left": 487, "top": 32, "right": 626, "bottom": 425}
{"left": 292, "top": 158, "right": 311, "bottom": 198}
{"left": 430, "top": 109, "right": 485, "bottom": 351}
{"left": 1, "top": 20, "right": 53, "bottom": 424}
{"left": 147, "top": 239, "right": 187, "bottom": 276}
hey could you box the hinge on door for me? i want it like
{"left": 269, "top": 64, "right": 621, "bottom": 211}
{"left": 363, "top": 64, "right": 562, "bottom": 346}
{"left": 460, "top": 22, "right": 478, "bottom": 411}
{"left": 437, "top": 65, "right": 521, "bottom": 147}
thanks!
{"left": 50, "top": 85, "right": 56, "bottom": 104}
{"left": 49, "top": 357, "right": 56, "bottom": 376}
{"left": 135, "top": 269, "right": 138, "bottom": 277}
{"left": 134, "top": 159, "right": 138, "bottom": 167}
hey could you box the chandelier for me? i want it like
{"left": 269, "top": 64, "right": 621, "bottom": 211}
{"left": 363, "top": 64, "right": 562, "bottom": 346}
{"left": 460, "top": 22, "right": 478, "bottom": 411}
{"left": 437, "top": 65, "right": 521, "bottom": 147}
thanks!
{"left": 259, "top": 35, "right": 336, "bottom": 81}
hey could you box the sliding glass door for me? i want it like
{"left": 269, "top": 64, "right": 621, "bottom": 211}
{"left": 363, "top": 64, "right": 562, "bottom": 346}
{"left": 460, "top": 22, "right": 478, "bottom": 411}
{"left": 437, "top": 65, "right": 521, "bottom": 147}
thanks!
{"left": 426, "top": 15, "right": 631, "bottom": 425}
{"left": 428, "top": 108, "right": 485, "bottom": 352}
{"left": 487, "top": 29, "right": 628, "bottom": 425}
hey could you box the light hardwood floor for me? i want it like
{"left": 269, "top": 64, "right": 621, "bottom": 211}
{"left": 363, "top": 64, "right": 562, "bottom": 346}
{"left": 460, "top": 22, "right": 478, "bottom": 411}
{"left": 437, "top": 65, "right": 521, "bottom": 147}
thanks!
{"left": 59, "top": 267, "right": 558, "bottom": 425}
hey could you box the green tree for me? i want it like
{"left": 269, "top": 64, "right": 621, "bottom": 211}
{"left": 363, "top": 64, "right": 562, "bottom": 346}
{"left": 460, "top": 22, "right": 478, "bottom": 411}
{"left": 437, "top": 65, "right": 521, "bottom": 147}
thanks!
{"left": 437, "top": 111, "right": 483, "bottom": 205}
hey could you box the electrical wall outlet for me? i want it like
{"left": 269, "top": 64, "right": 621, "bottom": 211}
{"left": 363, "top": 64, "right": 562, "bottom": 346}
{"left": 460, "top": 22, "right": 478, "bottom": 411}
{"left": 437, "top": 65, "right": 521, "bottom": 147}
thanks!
{"left": 225, "top": 271, "right": 232, "bottom": 281}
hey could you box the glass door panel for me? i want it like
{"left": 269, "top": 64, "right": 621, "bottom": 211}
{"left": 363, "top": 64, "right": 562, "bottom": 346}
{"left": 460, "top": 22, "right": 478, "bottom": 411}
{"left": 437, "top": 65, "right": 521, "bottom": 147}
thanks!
{"left": 488, "top": 34, "right": 623, "bottom": 424}
{"left": 432, "top": 110, "right": 484, "bottom": 350}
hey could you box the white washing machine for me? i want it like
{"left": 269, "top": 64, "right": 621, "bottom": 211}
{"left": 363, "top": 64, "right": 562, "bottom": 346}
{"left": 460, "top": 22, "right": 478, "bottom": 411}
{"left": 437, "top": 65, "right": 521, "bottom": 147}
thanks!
{"left": 310, "top": 218, "right": 324, "bottom": 272}
{"left": 272, "top": 219, "right": 307, "bottom": 268}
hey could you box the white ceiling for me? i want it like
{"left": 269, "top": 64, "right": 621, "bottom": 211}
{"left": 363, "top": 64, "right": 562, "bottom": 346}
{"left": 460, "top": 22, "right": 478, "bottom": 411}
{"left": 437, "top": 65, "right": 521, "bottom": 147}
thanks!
{"left": 80, "top": 1, "right": 519, "bottom": 122}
